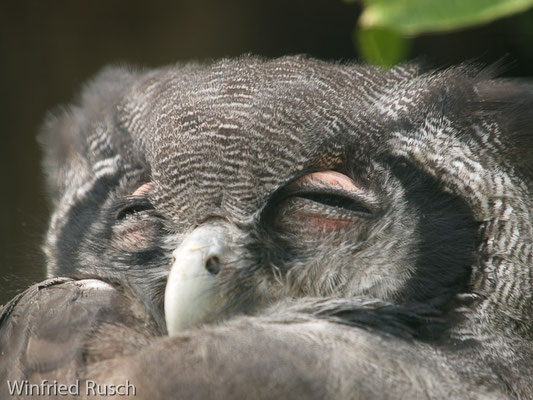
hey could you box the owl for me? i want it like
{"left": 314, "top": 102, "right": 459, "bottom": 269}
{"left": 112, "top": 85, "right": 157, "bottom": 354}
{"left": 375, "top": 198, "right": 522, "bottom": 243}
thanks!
{"left": 1, "top": 56, "right": 532, "bottom": 399}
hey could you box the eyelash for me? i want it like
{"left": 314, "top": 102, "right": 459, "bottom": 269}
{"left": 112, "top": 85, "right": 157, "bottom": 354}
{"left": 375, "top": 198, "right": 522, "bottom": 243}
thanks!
{"left": 115, "top": 198, "right": 155, "bottom": 221}
{"left": 290, "top": 191, "right": 373, "bottom": 215}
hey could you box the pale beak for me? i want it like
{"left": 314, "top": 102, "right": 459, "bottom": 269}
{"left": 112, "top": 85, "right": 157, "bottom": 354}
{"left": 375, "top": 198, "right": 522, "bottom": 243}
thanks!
{"left": 164, "top": 224, "right": 230, "bottom": 336}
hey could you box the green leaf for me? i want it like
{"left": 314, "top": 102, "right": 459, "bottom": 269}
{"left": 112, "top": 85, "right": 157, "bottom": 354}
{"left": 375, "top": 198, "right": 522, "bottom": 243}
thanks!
{"left": 356, "top": 27, "right": 411, "bottom": 66}
{"left": 360, "top": 0, "right": 533, "bottom": 35}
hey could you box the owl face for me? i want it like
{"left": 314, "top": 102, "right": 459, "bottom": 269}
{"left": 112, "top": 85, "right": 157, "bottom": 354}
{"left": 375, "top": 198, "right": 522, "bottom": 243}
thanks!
{"left": 41, "top": 56, "right": 532, "bottom": 336}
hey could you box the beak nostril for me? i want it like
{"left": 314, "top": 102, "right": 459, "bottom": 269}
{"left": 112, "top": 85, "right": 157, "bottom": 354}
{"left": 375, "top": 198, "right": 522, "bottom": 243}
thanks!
{"left": 166, "top": 224, "right": 231, "bottom": 335}
{"left": 205, "top": 256, "right": 221, "bottom": 275}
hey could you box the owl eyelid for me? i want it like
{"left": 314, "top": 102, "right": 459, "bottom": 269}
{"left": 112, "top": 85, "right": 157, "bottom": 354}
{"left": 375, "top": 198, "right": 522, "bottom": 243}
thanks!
{"left": 115, "top": 197, "right": 155, "bottom": 221}
{"left": 283, "top": 170, "right": 380, "bottom": 214}
{"left": 114, "top": 182, "right": 157, "bottom": 221}
{"left": 132, "top": 182, "right": 154, "bottom": 196}
{"left": 296, "top": 171, "right": 358, "bottom": 192}
{"left": 288, "top": 190, "right": 374, "bottom": 216}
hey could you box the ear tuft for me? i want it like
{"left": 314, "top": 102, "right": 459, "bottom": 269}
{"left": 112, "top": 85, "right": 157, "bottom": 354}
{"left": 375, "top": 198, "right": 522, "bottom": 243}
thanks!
{"left": 476, "top": 79, "right": 533, "bottom": 174}
{"left": 38, "top": 66, "right": 140, "bottom": 205}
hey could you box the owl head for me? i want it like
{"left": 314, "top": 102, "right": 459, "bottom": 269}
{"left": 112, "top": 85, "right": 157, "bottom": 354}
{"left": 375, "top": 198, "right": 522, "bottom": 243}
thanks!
{"left": 39, "top": 56, "right": 533, "bottom": 337}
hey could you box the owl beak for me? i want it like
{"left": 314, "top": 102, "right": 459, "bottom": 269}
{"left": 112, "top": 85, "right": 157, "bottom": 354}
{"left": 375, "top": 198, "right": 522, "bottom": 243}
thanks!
{"left": 164, "top": 224, "right": 230, "bottom": 336}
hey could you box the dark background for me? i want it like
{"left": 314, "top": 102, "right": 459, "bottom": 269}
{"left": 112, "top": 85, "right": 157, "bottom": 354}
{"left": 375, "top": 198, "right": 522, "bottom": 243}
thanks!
{"left": 1, "top": 0, "right": 533, "bottom": 305}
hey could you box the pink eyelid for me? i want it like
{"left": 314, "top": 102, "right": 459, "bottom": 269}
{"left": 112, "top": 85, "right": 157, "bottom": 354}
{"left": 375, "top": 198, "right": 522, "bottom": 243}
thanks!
{"left": 294, "top": 170, "right": 379, "bottom": 209}
{"left": 132, "top": 182, "right": 154, "bottom": 196}
{"left": 296, "top": 171, "right": 358, "bottom": 192}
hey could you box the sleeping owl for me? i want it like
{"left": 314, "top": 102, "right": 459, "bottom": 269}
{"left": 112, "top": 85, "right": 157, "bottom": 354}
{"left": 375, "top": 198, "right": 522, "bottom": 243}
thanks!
{"left": 1, "top": 56, "right": 532, "bottom": 399}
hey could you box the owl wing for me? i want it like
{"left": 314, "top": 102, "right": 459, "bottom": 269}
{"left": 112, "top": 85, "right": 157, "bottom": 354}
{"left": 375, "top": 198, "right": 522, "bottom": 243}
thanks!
{"left": 0, "top": 278, "right": 121, "bottom": 390}
{"left": 0, "top": 277, "right": 504, "bottom": 400}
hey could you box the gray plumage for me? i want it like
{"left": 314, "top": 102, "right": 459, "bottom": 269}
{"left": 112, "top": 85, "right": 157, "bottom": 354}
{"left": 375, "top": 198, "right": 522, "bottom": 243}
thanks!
{"left": 1, "top": 56, "right": 533, "bottom": 399}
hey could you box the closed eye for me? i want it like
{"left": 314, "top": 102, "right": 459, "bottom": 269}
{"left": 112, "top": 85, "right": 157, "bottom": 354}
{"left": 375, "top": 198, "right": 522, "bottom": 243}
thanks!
{"left": 111, "top": 182, "right": 161, "bottom": 253}
{"left": 116, "top": 198, "right": 155, "bottom": 221}
{"left": 111, "top": 197, "right": 162, "bottom": 253}
{"left": 270, "top": 170, "right": 380, "bottom": 233}
{"left": 283, "top": 170, "right": 379, "bottom": 215}
{"left": 116, "top": 182, "right": 156, "bottom": 221}
{"left": 292, "top": 191, "right": 373, "bottom": 216}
